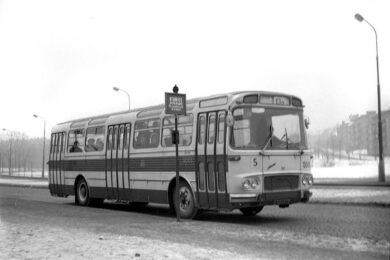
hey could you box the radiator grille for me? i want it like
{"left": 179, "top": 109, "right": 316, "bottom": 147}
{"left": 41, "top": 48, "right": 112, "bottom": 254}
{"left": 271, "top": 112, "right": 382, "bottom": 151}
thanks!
{"left": 264, "top": 175, "right": 299, "bottom": 191}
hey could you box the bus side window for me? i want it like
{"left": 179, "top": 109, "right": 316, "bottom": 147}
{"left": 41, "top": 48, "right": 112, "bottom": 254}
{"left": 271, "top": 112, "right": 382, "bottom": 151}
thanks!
{"left": 107, "top": 127, "right": 112, "bottom": 151}
{"left": 162, "top": 114, "right": 193, "bottom": 147}
{"left": 53, "top": 134, "right": 58, "bottom": 155}
{"left": 208, "top": 114, "right": 216, "bottom": 144}
{"left": 218, "top": 113, "right": 225, "bottom": 144}
{"left": 58, "top": 133, "right": 63, "bottom": 154}
{"left": 124, "top": 124, "right": 131, "bottom": 151}
{"left": 113, "top": 126, "right": 117, "bottom": 151}
{"left": 198, "top": 115, "right": 205, "bottom": 145}
{"left": 85, "top": 126, "right": 105, "bottom": 152}
{"left": 68, "top": 129, "right": 85, "bottom": 153}
{"left": 50, "top": 134, "right": 54, "bottom": 155}
{"left": 118, "top": 126, "right": 124, "bottom": 152}
{"left": 133, "top": 119, "right": 160, "bottom": 149}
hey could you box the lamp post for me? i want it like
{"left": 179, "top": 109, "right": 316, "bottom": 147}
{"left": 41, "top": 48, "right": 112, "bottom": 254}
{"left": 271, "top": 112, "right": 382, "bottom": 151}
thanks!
{"left": 33, "top": 114, "right": 46, "bottom": 178}
{"left": 2, "top": 128, "right": 13, "bottom": 176}
{"left": 113, "top": 86, "right": 131, "bottom": 111}
{"left": 355, "top": 13, "right": 386, "bottom": 182}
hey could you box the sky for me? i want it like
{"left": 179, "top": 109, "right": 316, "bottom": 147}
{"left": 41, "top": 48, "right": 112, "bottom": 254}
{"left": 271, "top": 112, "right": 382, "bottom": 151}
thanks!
{"left": 0, "top": 0, "right": 389, "bottom": 138}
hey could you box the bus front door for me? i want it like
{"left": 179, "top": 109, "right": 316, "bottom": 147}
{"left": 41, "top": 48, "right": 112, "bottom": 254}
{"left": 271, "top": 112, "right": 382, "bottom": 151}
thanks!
{"left": 196, "top": 111, "right": 227, "bottom": 209}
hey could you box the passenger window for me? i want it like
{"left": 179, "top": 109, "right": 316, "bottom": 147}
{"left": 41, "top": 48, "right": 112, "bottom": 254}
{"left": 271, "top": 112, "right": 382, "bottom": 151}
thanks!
{"left": 85, "top": 126, "right": 105, "bottom": 152}
{"left": 118, "top": 126, "right": 124, "bottom": 151}
{"left": 133, "top": 118, "right": 161, "bottom": 149}
{"left": 218, "top": 113, "right": 225, "bottom": 144}
{"left": 113, "top": 127, "right": 117, "bottom": 150}
{"left": 50, "top": 134, "right": 54, "bottom": 155}
{"left": 124, "top": 124, "right": 131, "bottom": 151}
{"left": 208, "top": 114, "right": 216, "bottom": 144}
{"left": 54, "top": 134, "right": 58, "bottom": 154}
{"left": 162, "top": 114, "right": 193, "bottom": 147}
{"left": 68, "top": 129, "right": 85, "bottom": 153}
{"left": 58, "top": 134, "right": 63, "bottom": 153}
{"left": 198, "top": 116, "right": 206, "bottom": 145}
{"left": 107, "top": 128, "right": 112, "bottom": 151}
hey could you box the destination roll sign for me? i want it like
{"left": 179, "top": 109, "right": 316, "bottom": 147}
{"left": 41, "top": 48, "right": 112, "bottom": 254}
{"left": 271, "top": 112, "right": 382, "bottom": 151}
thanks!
{"left": 165, "top": 90, "right": 186, "bottom": 115}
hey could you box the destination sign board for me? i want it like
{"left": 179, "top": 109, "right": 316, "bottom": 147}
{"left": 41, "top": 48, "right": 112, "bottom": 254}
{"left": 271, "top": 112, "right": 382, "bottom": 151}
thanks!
{"left": 165, "top": 93, "right": 187, "bottom": 115}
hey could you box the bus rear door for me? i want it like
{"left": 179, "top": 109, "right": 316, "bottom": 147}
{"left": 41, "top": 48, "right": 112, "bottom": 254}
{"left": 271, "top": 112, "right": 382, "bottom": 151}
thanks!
{"left": 106, "top": 124, "right": 131, "bottom": 201}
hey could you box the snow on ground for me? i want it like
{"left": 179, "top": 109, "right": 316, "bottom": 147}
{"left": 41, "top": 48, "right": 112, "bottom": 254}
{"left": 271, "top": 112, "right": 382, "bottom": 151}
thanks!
{"left": 312, "top": 158, "right": 390, "bottom": 179}
{"left": 310, "top": 187, "right": 390, "bottom": 206}
{"left": 0, "top": 222, "right": 248, "bottom": 260}
{"left": 1, "top": 218, "right": 388, "bottom": 259}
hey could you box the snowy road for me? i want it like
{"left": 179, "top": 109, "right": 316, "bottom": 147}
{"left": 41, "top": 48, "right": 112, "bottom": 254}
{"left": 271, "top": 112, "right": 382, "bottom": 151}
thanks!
{"left": 1, "top": 186, "right": 389, "bottom": 259}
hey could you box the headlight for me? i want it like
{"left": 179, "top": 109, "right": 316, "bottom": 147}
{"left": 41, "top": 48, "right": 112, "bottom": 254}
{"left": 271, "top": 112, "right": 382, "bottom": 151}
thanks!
{"left": 302, "top": 174, "right": 313, "bottom": 186}
{"left": 242, "top": 177, "right": 260, "bottom": 190}
{"left": 251, "top": 179, "right": 259, "bottom": 189}
{"left": 242, "top": 179, "right": 251, "bottom": 189}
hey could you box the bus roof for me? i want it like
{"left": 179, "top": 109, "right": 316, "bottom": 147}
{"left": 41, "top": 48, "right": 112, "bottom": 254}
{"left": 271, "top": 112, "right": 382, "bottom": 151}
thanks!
{"left": 52, "top": 90, "right": 302, "bottom": 132}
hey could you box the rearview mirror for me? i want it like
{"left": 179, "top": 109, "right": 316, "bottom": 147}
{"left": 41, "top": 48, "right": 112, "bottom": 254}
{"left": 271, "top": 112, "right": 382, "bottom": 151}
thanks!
{"left": 304, "top": 117, "right": 310, "bottom": 129}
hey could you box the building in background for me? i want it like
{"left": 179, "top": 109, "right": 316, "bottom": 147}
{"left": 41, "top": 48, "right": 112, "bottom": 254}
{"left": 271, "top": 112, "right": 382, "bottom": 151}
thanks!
{"left": 335, "top": 109, "right": 390, "bottom": 157}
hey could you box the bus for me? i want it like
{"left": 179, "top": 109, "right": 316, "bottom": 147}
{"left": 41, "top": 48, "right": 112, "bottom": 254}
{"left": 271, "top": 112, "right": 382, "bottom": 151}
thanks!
{"left": 48, "top": 91, "right": 313, "bottom": 218}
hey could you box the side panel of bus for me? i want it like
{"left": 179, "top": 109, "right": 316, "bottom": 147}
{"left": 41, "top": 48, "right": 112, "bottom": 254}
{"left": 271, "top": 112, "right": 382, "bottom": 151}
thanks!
{"left": 196, "top": 111, "right": 229, "bottom": 209}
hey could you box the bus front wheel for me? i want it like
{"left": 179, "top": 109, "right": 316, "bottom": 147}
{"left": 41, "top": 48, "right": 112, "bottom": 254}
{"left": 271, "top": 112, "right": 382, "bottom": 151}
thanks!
{"left": 173, "top": 181, "right": 198, "bottom": 219}
{"left": 239, "top": 206, "right": 264, "bottom": 216}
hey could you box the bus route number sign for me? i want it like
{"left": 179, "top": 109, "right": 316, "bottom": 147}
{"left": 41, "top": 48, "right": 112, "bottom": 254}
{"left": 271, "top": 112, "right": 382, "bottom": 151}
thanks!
{"left": 165, "top": 93, "right": 186, "bottom": 115}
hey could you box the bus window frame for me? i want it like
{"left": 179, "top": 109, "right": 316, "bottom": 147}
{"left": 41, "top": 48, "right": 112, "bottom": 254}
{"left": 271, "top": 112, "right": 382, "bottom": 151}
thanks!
{"left": 161, "top": 113, "right": 194, "bottom": 148}
{"left": 133, "top": 118, "right": 161, "bottom": 149}
{"left": 67, "top": 128, "right": 85, "bottom": 154}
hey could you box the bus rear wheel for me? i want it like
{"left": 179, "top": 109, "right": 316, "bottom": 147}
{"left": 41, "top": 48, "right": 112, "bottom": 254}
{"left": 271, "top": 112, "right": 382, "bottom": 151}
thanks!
{"left": 75, "top": 178, "right": 91, "bottom": 206}
{"left": 239, "top": 206, "right": 264, "bottom": 216}
{"left": 173, "top": 181, "right": 198, "bottom": 219}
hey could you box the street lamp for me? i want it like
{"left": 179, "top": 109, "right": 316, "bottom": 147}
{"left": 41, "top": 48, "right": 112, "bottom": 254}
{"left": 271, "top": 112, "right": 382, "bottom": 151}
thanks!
{"left": 2, "top": 128, "right": 13, "bottom": 176}
{"left": 33, "top": 114, "right": 46, "bottom": 178}
{"left": 355, "top": 13, "right": 386, "bottom": 182}
{"left": 113, "top": 86, "right": 131, "bottom": 111}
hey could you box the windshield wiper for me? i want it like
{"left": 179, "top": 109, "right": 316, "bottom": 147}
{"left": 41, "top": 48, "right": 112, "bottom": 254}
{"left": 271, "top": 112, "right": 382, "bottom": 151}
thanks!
{"left": 283, "top": 128, "right": 289, "bottom": 149}
{"left": 260, "top": 125, "right": 273, "bottom": 153}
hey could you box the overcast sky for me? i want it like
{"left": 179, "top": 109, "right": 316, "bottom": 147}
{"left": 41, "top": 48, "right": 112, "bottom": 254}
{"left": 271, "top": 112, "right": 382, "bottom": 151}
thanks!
{"left": 0, "top": 0, "right": 389, "bottom": 138}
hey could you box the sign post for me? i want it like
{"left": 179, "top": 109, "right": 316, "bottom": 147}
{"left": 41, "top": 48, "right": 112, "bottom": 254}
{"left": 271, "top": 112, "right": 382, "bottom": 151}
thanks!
{"left": 165, "top": 85, "right": 186, "bottom": 222}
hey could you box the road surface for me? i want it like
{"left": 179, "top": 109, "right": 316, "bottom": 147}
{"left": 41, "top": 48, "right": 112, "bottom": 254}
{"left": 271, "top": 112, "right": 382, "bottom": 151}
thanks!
{"left": 1, "top": 186, "right": 389, "bottom": 259}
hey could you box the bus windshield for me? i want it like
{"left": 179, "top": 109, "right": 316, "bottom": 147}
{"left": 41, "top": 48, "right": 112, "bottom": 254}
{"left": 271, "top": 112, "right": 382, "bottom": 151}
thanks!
{"left": 231, "top": 107, "right": 306, "bottom": 150}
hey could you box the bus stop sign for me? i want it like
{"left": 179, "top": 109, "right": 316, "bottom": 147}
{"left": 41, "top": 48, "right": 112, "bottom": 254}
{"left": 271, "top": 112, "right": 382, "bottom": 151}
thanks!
{"left": 165, "top": 93, "right": 186, "bottom": 115}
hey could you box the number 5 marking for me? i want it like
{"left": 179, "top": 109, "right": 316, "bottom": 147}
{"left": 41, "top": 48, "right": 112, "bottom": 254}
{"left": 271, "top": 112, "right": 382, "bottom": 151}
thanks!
{"left": 252, "top": 158, "right": 258, "bottom": 167}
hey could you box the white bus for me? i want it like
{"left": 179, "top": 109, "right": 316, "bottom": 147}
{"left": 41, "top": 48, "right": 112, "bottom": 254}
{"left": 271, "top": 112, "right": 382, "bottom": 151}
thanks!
{"left": 49, "top": 91, "right": 313, "bottom": 218}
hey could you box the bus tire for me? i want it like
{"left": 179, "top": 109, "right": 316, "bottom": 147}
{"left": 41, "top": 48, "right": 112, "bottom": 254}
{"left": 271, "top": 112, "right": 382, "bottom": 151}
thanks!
{"left": 173, "top": 181, "right": 198, "bottom": 219}
{"left": 239, "top": 206, "right": 264, "bottom": 216}
{"left": 75, "top": 178, "right": 91, "bottom": 206}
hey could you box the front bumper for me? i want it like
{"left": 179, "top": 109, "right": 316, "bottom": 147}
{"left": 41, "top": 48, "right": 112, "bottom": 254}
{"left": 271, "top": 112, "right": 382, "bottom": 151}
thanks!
{"left": 230, "top": 190, "right": 312, "bottom": 208}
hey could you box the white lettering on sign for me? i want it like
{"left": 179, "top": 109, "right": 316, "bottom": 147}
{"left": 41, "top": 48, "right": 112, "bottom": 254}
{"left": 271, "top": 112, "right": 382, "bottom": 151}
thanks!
{"left": 165, "top": 93, "right": 186, "bottom": 115}
{"left": 169, "top": 97, "right": 183, "bottom": 111}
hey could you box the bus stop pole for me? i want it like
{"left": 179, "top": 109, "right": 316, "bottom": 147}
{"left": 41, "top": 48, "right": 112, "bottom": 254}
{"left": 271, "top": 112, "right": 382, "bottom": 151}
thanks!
{"left": 175, "top": 115, "right": 180, "bottom": 222}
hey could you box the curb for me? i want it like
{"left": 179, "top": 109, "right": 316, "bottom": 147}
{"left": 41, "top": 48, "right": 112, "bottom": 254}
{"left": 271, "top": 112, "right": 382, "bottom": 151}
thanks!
{"left": 0, "top": 183, "right": 49, "bottom": 190}
{"left": 313, "top": 182, "right": 390, "bottom": 187}
{"left": 308, "top": 200, "right": 390, "bottom": 208}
